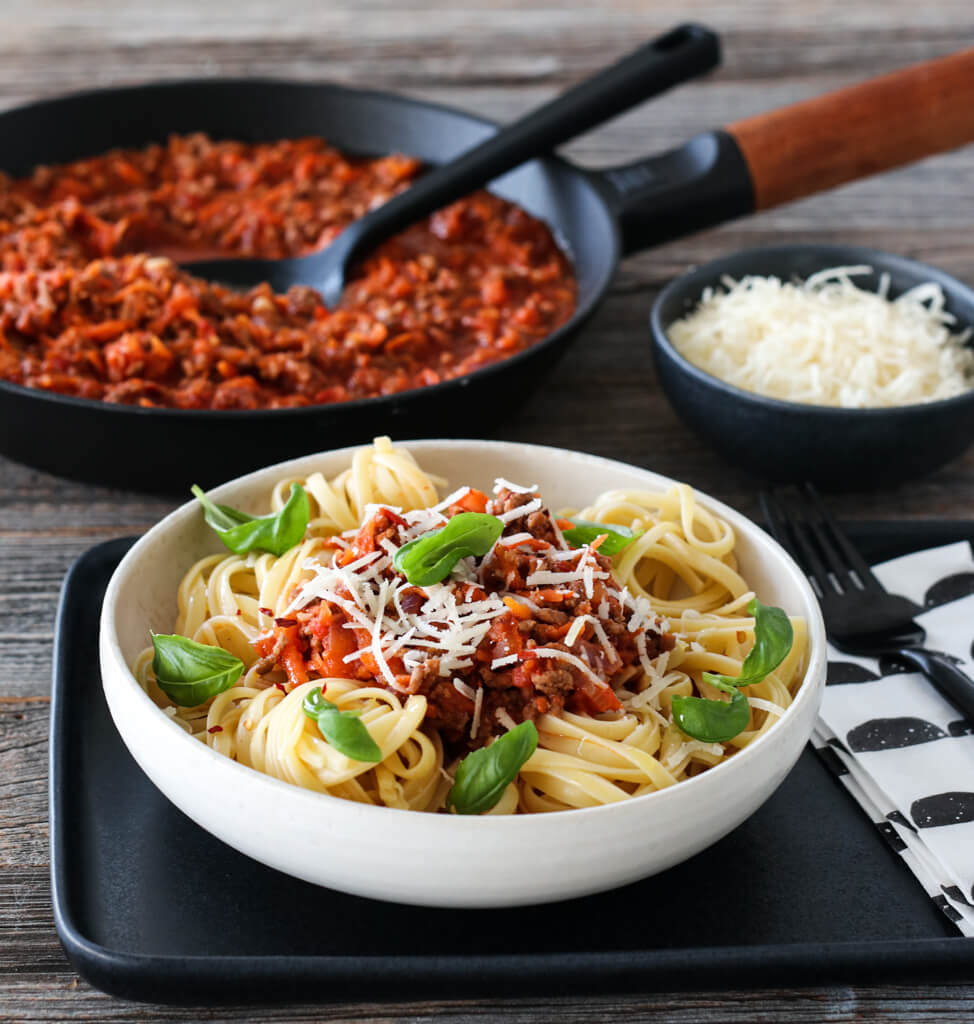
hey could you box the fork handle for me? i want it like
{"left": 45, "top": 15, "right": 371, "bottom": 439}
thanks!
{"left": 893, "top": 648, "right": 974, "bottom": 723}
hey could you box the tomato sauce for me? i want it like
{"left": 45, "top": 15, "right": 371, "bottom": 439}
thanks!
{"left": 0, "top": 134, "right": 577, "bottom": 409}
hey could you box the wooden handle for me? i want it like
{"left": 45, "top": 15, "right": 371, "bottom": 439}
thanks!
{"left": 727, "top": 47, "right": 974, "bottom": 210}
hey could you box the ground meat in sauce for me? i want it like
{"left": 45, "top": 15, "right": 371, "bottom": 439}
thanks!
{"left": 256, "top": 488, "right": 674, "bottom": 752}
{"left": 0, "top": 134, "right": 577, "bottom": 408}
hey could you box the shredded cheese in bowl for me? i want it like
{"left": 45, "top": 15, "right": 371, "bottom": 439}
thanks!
{"left": 667, "top": 266, "right": 974, "bottom": 408}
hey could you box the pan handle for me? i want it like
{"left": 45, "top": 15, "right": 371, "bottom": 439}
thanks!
{"left": 600, "top": 46, "right": 974, "bottom": 255}
{"left": 728, "top": 46, "right": 974, "bottom": 211}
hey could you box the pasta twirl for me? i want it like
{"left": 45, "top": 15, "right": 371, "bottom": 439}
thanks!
{"left": 136, "top": 437, "right": 807, "bottom": 814}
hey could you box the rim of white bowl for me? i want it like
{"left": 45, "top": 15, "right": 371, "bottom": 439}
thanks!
{"left": 99, "top": 439, "right": 827, "bottom": 831}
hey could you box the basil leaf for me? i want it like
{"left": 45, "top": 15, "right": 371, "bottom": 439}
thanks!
{"left": 151, "top": 633, "right": 244, "bottom": 707}
{"left": 393, "top": 512, "right": 504, "bottom": 586}
{"left": 447, "top": 720, "right": 538, "bottom": 815}
{"left": 562, "top": 518, "right": 641, "bottom": 556}
{"left": 188, "top": 489, "right": 251, "bottom": 533}
{"left": 702, "top": 598, "right": 793, "bottom": 691}
{"left": 671, "top": 682, "right": 751, "bottom": 743}
{"left": 191, "top": 483, "right": 309, "bottom": 556}
{"left": 672, "top": 598, "right": 793, "bottom": 743}
{"left": 302, "top": 689, "right": 382, "bottom": 763}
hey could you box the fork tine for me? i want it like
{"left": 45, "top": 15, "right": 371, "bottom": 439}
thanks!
{"left": 767, "top": 486, "right": 928, "bottom": 641}
{"left": 780, "top": 489, "right": 837, "bottom": 594}
{"left": 801, "top": 483, "right": 884, "bottom": 594}
{"left": 761, "top": 487, "right": 833, "bottom": 595}
{"left": 759, "top": 490, "right": 801, "bottom": 563}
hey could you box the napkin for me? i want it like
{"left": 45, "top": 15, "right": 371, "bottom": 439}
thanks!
{"left": 810, "top": 539, "right": 974, "bottom": 935}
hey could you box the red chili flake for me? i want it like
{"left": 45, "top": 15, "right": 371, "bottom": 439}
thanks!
{"left": 235, "top": 609, "right": 242, "bottom": 616}
{"left": 207, "top": 725, "right": 223, "bottom": 734}
{"left": 275, "top": 616, "right": 297, "bottom": 627}
{"left": 259, "top": 607, "right": 274, "bottom": 616}
{"left": 274, "top": 682, "right": 288, "bottom": 694}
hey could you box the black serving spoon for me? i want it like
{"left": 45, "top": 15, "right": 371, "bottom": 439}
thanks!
{"left": 182, "top": 23, "right": 720, "bottom": 305}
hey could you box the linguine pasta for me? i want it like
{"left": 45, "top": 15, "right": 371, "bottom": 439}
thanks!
{"left": 136, "top": 438, "right": 807, "bottom": 814}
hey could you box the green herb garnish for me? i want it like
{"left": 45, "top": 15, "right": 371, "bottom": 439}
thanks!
{"left": 670, "top": 682, "right": 751, "bottom": 743}
{"left": 151, "top": 633, "right": 244, "bottom": 707}
{"left": 447, "top": 720, "right": 538, "bottom": 815}
{"left": 191, "top": 482, "right": 309, "bottom": 556}
{"left": 562, "top": 518, "right": 641, "bottom": 556}
{"left": 393, "top": 512, "right": 504, "bottom": 586}
{"left": 302, "top": 688, "right": 382, "bottom": 763}
{"left": 671, "top": 599, "right": 793, "bottom": 743}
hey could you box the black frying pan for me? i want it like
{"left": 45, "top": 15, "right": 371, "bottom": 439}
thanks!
{"left": 2, "top": 39, "right": 973, "bottom": 492}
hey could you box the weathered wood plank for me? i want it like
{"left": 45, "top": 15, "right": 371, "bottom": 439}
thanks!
{"left": 2, "top": 964, "right": 974, "bottom": 1024}
{"left": 0, "top": 703, "right": 49, "bottom": 868}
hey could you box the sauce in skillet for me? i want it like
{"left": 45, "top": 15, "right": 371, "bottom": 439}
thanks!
{"left": 0, "top": 135, "right": 576, "bottom": 409}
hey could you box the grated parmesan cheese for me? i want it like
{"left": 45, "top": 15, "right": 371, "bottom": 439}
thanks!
{"left": 526, "top": 567, "right": 609, "bottom": 587}
{"left": 498, "top": 532, "right": 534, "bottom": 548}
{"left": 471, "top": 686, "right": 484, "bottom": 739}
{"left": 453, "top": 678, "right": 476, "bottom": 701}
{"left": 496, "top": 497, "right": 543, "bottom": 523}
{"left": 522, "top": 647, "right": 609, "bottom": 687}
{"left": 491, "top": 654, "right": 518, "bottom": 669}
{"left": 493, "top": 477, "right": 538, "bottom": 494}
{"left": 668, "top": 266, "right": 974, "bottom": 408}
{"left": 748, "top": 697, "right": 784, "bottom": 718}
{"left": 289, "top": 513, "right": 509, "bottom": 689}
{"left": 431, "top": 487, "right": 471, "bottom": 513}
{"left": 564, "top": 614, "right": 619, "bottom": 663}
{"left": 495, "top": 707, "right": 518, "bottom": 731}
{"left": 563, "top": 615, "right": 587, "bottom": 648}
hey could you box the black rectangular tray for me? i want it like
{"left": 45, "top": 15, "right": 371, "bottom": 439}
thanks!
{"left": 50, "top": 523, "right": 974, "bottom": 1004}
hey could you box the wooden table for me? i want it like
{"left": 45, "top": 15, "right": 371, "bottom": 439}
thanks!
{"left": 3, "top": 1, "right": 974, "bottom": 1019}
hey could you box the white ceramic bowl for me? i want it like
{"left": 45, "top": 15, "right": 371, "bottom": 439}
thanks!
{"left": 99, "top": 440, "right": 827, "bottom": 908}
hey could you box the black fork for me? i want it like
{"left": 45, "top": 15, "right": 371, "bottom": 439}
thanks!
{"left": 762, "top": 484, "right": 974, "bottom": 722}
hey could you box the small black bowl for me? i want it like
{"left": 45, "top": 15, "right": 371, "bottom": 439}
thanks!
{"left": 650, "top": 244, "right": 974, "bottom": 490}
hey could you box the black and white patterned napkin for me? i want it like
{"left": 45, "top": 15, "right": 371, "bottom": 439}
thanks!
{"left": 810, "top": 539, "right": 974, "bottom": 935}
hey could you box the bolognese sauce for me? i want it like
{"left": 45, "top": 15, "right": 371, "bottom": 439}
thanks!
{"left": 0, "top": 134, "right": 576, "bottom": 409}
{"left": 255, "top": 484, "right": 673, "bottom": 752}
